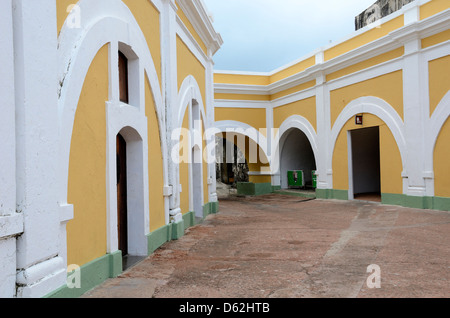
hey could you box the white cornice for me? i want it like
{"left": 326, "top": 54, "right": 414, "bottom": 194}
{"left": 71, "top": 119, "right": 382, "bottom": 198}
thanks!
{"left": 214, "top": 8, "right": 450, "bottom": 96}
{"left": 177, "top": 0, "right": 223, "bottom": 56}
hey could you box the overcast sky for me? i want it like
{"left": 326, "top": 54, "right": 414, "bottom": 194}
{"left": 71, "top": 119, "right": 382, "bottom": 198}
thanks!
{"left": 202, "top": 0, "right": 377, "bottom": 72}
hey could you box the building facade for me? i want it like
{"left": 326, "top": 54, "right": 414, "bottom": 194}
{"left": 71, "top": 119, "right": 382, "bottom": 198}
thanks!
{"left": 0, "top": 0, "right": 448, "bottom": 299}
{"left": 0, "top": 0, "right": 222, "bottom": 298}
{"left": 214, "top": 0, "right": 450, "bottom": 208}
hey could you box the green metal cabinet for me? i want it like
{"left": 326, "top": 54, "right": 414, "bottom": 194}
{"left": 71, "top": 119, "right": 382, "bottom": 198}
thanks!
{"left": 287, "top": 170, "right": 304, "bottom": 188}
{"left": 312, "top": 170, "right": 317, "bottom": 188}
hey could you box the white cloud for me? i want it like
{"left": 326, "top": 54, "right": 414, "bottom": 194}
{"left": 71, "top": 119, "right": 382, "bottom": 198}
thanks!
{"left": 202, "top": 0, "right": 377, "bottom": 72}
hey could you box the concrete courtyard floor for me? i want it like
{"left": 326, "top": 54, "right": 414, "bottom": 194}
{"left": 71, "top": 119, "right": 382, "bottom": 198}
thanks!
{"left": 83, "top": 194, "right": 450, "bottom": 298}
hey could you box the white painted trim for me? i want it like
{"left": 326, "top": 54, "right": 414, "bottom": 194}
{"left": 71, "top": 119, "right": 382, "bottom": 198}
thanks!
{"left": 214, "top": 100, "right": 271, "bottom": 109}
{"left": 426, "top": 91, "right": 450, "bottom": 196}
{"left": 0, "top": 0, "right": 16, "bottom": 218}
{"left": 57, "top": 0, "right": 168, "bottom": 258}
{"left": 213, "top": 7, "right": 449, "bottom": 94}
{"left": 176, "top": 16, "right": 208, "bottom": 67}
{"left": 248, "top": 171, "right": 274, "bottom": 176}
{"left": 271, "top": 115, "right": 319, "bottom": 180}
{"left": 176, "top": 0, "right": 223, "bottom": 56}
{"left": 214, "top": 120, "right": 270, "bottom": 160}
{"left": 347, "top": 131, "right": 354, "bottom": 200}
{"left": 106, "top": 102, "right": 150, "bottom": 256}
{"left": 175, "top": 76, "right": 211, "bottom": 212}
{"left": 329, "top": 96, "right": 407, "bottom": 191}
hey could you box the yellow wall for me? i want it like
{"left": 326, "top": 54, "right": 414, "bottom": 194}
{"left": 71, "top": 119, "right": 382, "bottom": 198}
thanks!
{"left": 214, "top": 73, "right": 270, "bottom": 86}
{"left": 122, "top": 0, "right": 162, "bottom": 88}
{"left": 330, "top": 70, "right": 404, "bottom": 126}
{"left": 434, "top": 117, "right": 450, "bottom": 197}
{"left": 214, "top": 93, "right": 271, "bottom": 101}
{"left": 324, "top": 16, "right": 404, "bottom": 61}
{"left": 56, "top": 0, "right": 76, "bottom": 34}
{"left": 58, "top": 1, "right": 162, "bottom": 87}
{"left": 67, "top": 45, "right": 109, "bottom": 267}
{"left": 420, "top": 0, "right": 450, "bottom": 20}
{"left": 270, "top": 56, "right": 316, "bottom": 83}
{"left": 215, "top": 108, "right": 267, "bottom": 135}
{"left": 202, "top": 128, "right": 209, "bottom": 204}
{"left": 273, "top": 96, "right": 317, "bottom": 131}
{"left": 332, "top": 114, "right": 403, "bottom": 195}
{"left": 145, "top": 75, "right": 166, "bottom": 232}
{"left": 177, "top": 35, "right": 207, "bottom": 114}
{"left": 271, "top": 80, "right": 316, "bottom": 101}
{"left": 428, "top": 55, "right": 450, "bottom": 116}
{"left": 326, "top": 47, "right": 404, "bottom": 82}
{"left": 422, "top": 29, "right": 450, "bottom": 49}
{"left": 176, "top": 2, "right": 208, "bottom": 55}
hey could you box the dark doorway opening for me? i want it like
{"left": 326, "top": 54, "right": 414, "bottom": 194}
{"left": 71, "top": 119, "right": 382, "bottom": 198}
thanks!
{"left": 350, "top": 126, "right": 381, "bottom": 202}
{"left": 280, "top": 129, "right": 317, "bottom": 190}
{"left": 116, "top": 133, "right": 128, "bottom": 261}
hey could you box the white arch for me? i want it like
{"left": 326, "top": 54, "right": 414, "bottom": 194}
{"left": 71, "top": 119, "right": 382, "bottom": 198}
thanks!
{"left": 177, "top": 75, "right": 207, "bottom": 131}
{"left": 214, "top": 120, "right": 271, "bottom": 165}
{"left": 57, "top": 0, "right": 166, "bottom": 207}
{"left": 424, "top": 91, "right": 450, "bottom": 191}
{"left": 328, "top": 96, "right": 407, "bottom": 175}
{"left": 175, "top": 76, "right": 210, "bottom": 212}
{"left": 428, "top": 91, "right": 450, "bottom": 162}
{"left": 272, "top": 115, "right": 319, "bottom": 174}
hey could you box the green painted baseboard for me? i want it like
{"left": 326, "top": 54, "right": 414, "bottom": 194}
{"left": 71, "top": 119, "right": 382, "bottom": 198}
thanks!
{"left": 237, "top": 182, "right": 274, "bottom": 196}
{"left": 316, "top": 189, "right": 450, "bottom": 211}
{"left": 203, "top": 201, "right": 220, "bottom": 218}
{"left": 46, "top": 251, "right": 122, "bottom": 298}
{"left": 382, "top": 193, "right": 450, "bottom": 211}
{"left": 316, "top": 188, "right": 348, "bottom": 200}
{"left": 183, "top": 211, "right": 195, "bottom": 230}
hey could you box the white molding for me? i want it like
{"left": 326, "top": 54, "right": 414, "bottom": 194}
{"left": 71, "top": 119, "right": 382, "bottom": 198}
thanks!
{"left": 176, "top": 0, "right": 223, "bottom": 56}
{"left": 0, "top": 0, "right": 16, "bottom": 218}
{"left": 271, "top": 115, "right": 319, "bottom": 178}
{"left": 328, "top": 96, "right": 407, "bottom": 191}
{"left": 106, "top": 102, "right": 150, "bottom": 256}
{"left": 57, "top": 0, "right": 168, "bottom": 259}
{"left": 214, "top": 8, "right": 450, "bottom": 97}
{"left": 214, "top": 120, "right": 271, "bottom": 168}
{"left": 214, "top": 100, "right": 271, "bottom": 109}
{"left": 176, "top": 15, "right": 209, "bottom": 67}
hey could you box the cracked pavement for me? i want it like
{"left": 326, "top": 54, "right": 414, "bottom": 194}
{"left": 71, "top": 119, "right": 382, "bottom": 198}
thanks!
{"left": 82, "top": 194, "right": 450, "bottom": 298}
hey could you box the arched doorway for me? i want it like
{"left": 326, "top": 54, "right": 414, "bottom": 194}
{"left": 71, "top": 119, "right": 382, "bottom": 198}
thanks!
{"left": 280, "top": 128, "right": 317, "bottom": 190}
{"left": 348, "top": 126, "right": 381, "bottom": 202}
{"left": 115, "top": 126, "right": 147, "bottom": 270}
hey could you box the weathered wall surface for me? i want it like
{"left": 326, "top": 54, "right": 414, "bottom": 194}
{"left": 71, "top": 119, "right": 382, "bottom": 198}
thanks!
{"left": 355, "top": 0, "right": 415, "bottom": 30}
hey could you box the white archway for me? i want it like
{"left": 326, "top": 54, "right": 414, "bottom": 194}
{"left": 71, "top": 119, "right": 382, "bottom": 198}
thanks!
{"left": 328, "top": 96, "right": 406, "bottom": 191}
{"left": 271, "top": 115, "right": 319, "bottom": 189}
{"left": 57, "top": 0, "right": 168, "bottom": 263}
{"left": 174, "top": 76, "right": 211, "bottom": 214}
{"left": 425, "top": 91, "right": 450, "bottom": 196}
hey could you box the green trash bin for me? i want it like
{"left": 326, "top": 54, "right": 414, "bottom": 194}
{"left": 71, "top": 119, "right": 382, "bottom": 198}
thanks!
{"left": 312, "top": 170, "right": 317, "bottom": 188}
{"left": 287, "top": 170, "right": 304, "bottom": 188}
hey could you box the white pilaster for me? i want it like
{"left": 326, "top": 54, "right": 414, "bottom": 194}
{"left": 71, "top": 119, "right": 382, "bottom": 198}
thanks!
{"left": 206, "top": 56, "right": 218, "bottom": 202}
{"left": 13, "top": 0, "right": 66, "bottom": 297}
{"left": 315, "top": 66, "right": 333, "bottom": 190}
{"left": 402, "top": 35, "right": 428, "bottom": 197}
{"left": 161, "top": 0, "right": 182, "bottom": 220}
